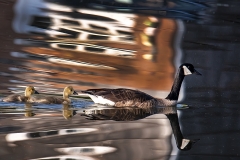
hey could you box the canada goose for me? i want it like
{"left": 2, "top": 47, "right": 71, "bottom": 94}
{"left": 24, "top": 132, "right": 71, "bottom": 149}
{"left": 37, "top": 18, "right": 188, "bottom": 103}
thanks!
{"left": 31, "top": 86, "right": 78, "bottom": 104}
{"left": 79, "top": 63, "right": 201, "bottom": 108}
{"left": 2, "top": 86, "right": 39, "bottom": 103}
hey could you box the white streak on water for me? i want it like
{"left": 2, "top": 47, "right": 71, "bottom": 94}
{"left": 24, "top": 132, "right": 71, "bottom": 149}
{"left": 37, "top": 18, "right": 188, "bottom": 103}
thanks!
{"left": 56, "top": 146, "right": 117, "bottom": 156}
{"left": 30, "top": 155, "right": 96, "bottom": 160}
{"left": 5, "top": 128, "right": 98, "bottom": 142}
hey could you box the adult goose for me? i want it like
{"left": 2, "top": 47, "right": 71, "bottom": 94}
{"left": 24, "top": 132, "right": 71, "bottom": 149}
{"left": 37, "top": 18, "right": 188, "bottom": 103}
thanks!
{"left": 2, "top": 86, "right": 39, "bottom": 103}
{"left": 31, "top": 86, "right": 78, "bottom": 104}
{"left": 79, "top": 63, "right": 201, "bottom": 108}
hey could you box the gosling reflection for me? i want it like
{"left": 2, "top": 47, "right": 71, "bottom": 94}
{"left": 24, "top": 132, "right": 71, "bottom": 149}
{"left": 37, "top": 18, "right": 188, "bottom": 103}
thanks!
{"left": 62, "top": 104, "right": 77, "bottom": 120}
{"left": 24, "top": 103, "right": 36, "bottom": 117}
{"left": 82, "top": 106, "right": 198, "bottom": 150}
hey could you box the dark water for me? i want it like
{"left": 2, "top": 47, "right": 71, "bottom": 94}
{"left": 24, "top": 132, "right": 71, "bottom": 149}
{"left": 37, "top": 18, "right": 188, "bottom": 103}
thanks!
{"left": 0, "top": 0, "right": 240, "bottom": 159}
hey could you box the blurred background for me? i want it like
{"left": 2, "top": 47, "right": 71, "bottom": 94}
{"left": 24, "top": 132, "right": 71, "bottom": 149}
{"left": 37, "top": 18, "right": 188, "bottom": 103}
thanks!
{"left": 0, "top": 0, "right": 216, "bottom": 97}
{"left": 1, "top": 0, "right": 240, "bottom": 160}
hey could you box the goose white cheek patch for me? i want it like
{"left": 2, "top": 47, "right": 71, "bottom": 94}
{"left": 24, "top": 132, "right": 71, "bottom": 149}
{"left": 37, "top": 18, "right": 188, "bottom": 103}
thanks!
{"left": 183, "top": 66, "right": 192, "bottom": 75}
{"left": 181, "top": 139, "right": 190, "bottom": 149}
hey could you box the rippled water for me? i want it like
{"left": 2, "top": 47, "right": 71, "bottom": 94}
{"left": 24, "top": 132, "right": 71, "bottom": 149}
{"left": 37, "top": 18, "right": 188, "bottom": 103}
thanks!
{"left": 1, "top": 0, "right": 240, "bottom": 159}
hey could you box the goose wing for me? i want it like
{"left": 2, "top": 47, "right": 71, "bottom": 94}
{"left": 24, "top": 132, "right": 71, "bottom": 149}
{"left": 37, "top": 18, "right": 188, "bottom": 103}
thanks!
{"left": 82, "top": 88, "right": 155, "bottom": 107}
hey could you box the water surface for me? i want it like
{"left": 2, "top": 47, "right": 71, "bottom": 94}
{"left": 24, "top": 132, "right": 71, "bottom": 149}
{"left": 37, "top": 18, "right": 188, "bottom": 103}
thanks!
{"left": 0, "top": 0, "right": 240, "bottom": 159}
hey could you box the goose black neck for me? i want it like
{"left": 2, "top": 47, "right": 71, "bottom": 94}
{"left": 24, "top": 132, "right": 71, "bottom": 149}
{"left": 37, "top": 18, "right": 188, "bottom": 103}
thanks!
{"left": 166, "top": 68, "right": 185, "bottom": 101}
{"left": 166, "top": 113, "right": 184, "bottom": 149}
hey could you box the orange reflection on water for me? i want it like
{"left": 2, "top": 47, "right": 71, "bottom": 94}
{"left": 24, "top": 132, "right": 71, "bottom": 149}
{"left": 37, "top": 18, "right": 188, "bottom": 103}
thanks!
{"left": 0, "top": 0, "right": 184, "bottom": 98}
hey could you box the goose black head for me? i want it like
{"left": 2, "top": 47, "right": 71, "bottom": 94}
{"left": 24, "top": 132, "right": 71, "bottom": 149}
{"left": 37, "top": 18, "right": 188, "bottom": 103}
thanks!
{"left": 180, "top": 63, "right": 201, "bottom": 76}
{"left": 179, "top": 139, "right": 199, "bottom": 151}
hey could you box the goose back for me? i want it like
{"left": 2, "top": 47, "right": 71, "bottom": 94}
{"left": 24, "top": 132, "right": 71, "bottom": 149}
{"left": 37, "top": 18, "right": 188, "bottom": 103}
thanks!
{"left": 82, "top": 88, "right": 159, "bottom": 108}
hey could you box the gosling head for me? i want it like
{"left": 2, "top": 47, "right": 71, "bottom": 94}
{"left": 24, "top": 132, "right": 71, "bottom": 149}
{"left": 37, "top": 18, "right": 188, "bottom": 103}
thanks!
{"left": 24, "top": 86, "right": 39, "bottom": 97}
{"left": 180, "top": 63, "right": 202, "bottom": 76}
{"left": 179, "top": 139, "right": 199, "bottom": 151}
{"left": 63, "top": 86, "right": 78, "bottom": 99}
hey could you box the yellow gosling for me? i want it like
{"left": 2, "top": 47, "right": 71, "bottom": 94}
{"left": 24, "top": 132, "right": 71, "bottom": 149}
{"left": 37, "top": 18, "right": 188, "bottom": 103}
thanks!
{"left": 2, "top": 86, "right": 39, "bottom": 103}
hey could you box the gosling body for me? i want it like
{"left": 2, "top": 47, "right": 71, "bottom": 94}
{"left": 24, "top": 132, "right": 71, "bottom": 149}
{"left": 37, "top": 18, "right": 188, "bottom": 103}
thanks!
{"left": 31, "top": 86, "right": 78, "bottom": 104}
{"left": 2, "top": 86, "right": 39, "bottom": 103}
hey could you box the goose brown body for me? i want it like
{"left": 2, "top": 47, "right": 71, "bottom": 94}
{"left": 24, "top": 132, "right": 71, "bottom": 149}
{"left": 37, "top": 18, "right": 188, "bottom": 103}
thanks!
{"left": 82, "top": 88, "right": 175, "bottom": 108}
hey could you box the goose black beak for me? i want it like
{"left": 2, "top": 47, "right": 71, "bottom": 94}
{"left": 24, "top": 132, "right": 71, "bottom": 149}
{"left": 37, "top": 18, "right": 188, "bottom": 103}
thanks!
{"left": 194, "top": 69, "right": 202, "bottom": 75}
{"left": 192, "top": 139, "right": 200, "bottom": 145}
{"left": 73, "top": 90, "right": 78, "bottom": 95}
{"left": 35, "top": 90, "right": 39, "bottom": 94}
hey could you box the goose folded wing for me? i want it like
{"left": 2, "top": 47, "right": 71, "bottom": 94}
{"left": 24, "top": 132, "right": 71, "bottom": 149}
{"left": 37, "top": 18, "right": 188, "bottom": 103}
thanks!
{"left": 83, "top": 88, "right": 155, "bottom": 103}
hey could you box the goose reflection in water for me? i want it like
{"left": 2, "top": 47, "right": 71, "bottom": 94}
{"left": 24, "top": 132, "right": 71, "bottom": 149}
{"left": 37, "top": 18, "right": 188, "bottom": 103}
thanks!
{"left": 81, "top": 106, "right": 199, "bottom": 151}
